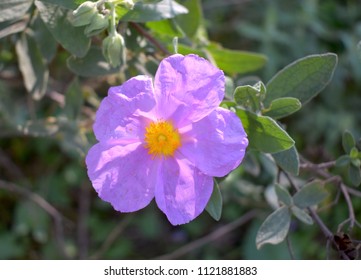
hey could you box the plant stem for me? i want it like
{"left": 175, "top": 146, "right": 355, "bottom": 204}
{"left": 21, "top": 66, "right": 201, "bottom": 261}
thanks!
{"left": 154, "top": 210, "right": 258, "bottom": 259}
{"left": 109, "top": 3, "right": 116, "bottom": 36}
{"left": 130, "top": 22, "right": 171, "bottom": 55}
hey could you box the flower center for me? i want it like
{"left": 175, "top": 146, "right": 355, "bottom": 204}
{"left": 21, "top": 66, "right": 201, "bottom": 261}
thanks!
{"left": 144, "top": 121, "right": 181, "bottom": 157}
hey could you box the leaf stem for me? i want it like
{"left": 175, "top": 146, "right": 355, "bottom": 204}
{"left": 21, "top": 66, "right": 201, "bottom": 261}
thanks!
{"left": 299, "top": 160, "right": 336, "bottom": 170}
{"left": 286, "top": 235, "right": 296, "bottom": 260}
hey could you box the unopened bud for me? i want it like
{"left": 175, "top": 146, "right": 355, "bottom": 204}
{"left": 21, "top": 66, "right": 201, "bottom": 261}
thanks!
{"left": 84, "top": 13, "right": 109, "bottom": 37}
{"left": 102, "top": 32, "right": 125, "bottom": 68}
{"left": 72, "top": 1, "right": 98, "bottom": 27}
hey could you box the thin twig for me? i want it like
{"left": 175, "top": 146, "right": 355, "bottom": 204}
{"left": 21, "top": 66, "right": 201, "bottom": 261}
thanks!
{"left": 301, "top": 158, "right": 357, "bottom": 230}
{"left": 283, "top": 172, "right": 334, "bottom": 239}
{"left": 89, "top": 216, "right": 132, "bottom": 259}
{"left": 326, "top": 239, "right": 331, "bottom": 260}
{"left": 0, "top": 180, "right": 70, "bottom": 259}
{"left": 299, "top": 160, "right": 336, "bottom": 170}
{"left": 339, "top": 183, "right": 356, "bottom": 229}
{"left": 282, "top": 171, "right": 350, "bottom": 260}
{"left": 346, "top": 186, "right": 361, "bottom": 198}
{"left": 130, "top": 22, "right": 171, "bottom": 55}
{"left": 286, "top": 235, "right": 296, "bottom": 260}
{"left": 154, "top": 210, "right": 258, "bottom": 260}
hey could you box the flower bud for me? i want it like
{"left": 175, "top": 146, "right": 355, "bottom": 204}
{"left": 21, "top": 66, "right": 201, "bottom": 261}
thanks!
{"left": 102, "top": 32, "right": 125, "bottom": 68}
{"left": 84, "top": 13, "right": 109, "bottom": 37}
{"left": 72, "top": 1, "right": 98, "bottom": 27}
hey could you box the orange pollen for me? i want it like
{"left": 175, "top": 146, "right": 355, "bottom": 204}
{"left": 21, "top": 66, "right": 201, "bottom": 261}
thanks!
{"left": 144, "top": 121, "right": 181, "bottom": 157}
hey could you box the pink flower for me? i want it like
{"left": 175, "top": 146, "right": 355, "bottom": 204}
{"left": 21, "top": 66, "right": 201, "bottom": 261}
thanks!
{"left": 85, "top": 54, "right": 248, "bottom": 225}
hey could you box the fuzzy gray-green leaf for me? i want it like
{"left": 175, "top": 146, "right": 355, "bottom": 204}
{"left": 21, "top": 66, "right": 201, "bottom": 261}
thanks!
{"left": 15, "top": 32, "right": 49, "bottom": 100}
{"left": 234, "top": 85, "right": 261, "bottom": 111}
{"left": 293, "top": 180, "right": 328, "bottom": 209}
{"left": 342, "top": 130, "right": 355, "bottom": 154}
{"left": 206, "top": 180, "right": 223, "bottom": 221}
{"left": 120, "top": 0, "right": 188, "bottom": 22}
{"left": 35, "top": 0, "right": 91, "bottom": 58}
{"left": 275, "top": 184, "right": 292, "bottom": 206}
{"left": 67, "top": 47, "right": 120, "bottom": 77}
{"left": 265, "top": 53, "right": 337, "bottom": 106}
{"left": 0, "top": 0, "right": 32, "bottom": 22}
{"left": 291, "top": 205, "right": 313, "bottom": 225}
{"left": 272, "top": 146, "right": 300, "bottom": 175}
{"left": 256, "top": 206, "right": 291, "bottom": 249}
{"left": 236, "top": 109, "right": 295, "bottom": 154}
{"left": 349, "top": 164, "right": 361, "bottom": 187}
{"left": 263, "top": 97, "right": 301, "bottom": 119}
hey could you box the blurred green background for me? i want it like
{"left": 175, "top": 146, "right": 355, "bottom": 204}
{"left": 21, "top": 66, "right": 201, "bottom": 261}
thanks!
{"left": 0, "top": 0, "right": 360, "bottom": 259}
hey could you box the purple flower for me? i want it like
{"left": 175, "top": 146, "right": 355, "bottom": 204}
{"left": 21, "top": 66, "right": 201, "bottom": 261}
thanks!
{"left": 85, "top": 54, "right": 248, "bottom": 225}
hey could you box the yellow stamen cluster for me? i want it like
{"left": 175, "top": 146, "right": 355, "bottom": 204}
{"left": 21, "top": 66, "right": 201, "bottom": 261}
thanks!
{"left": 144, "top": 121, "right": 181, "bottom": 157}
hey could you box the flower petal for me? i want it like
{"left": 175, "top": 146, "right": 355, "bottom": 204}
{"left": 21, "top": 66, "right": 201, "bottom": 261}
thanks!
{"left": 86, "top": 142, "right": 157, "bottom": 212}
{"left": 155, "top": 156, "right": 213, "bottom": 225}
{"left": 153, "top": 54, "right": 224, "bottom": 127}
{"left": 180, "top": 107, "right": 248, "bottom": 177}
{"left": 94, "top": 75, "right": 156, "bottom": 143}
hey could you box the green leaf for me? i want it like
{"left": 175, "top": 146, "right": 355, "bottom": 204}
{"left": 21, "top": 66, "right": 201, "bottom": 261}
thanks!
{"left": 351, "top": 158, "right": 361, "bottom": 168}
{"left": 349, "top": 164, "right": 361, "bottom": 187}
{"left": 236, "top": 109, "right": 295, "bottom": 153}
{"left": 335, "top": 155, "right": 351, "bottom": 167}
{"left": 350, "top": 147, "right": 359, "bottom": 159}
{"left": 262, "top": 97, "right": 301, "bottom": 119}
{"left": 225, "top": 76, "right": 235, "bottom": 100}
{"left": 275, "top": 184, "right": 292, "bottom": 206}
{"left": 17, "top": 119, "right": 59, "bottom": 136}
{"left": 0, "top": 233, "right": 24, "bottom": 259}
{"left": 342, "top": 130, "right": 355, "bottom": 154}
{"left": 0, "top": 0, "right": 32, "bottom": 22}
{"left": 234, "top": 85, "right": 261, "bottom": 112}
{"left": 35, "top": 0, "right": 91, "bottom": 58}
{"left": 141, "top": 0, "right": 163, "bottom": 3}
{"left": 146, "top": 19, "right": 184, "bottom": 37}
{"left": 38, "top": 0, "right": 78, "bottom": 9}
{"left": 207, "top": 46, "right": 267, "bottom": 75}
{"left": 220, "top": 100, "right": 237, "bottom": 110}
{"left": 64, "top": 78, "right": 83, "bottom": 120}
{"left": 256, "top": 206, "right": 291, "bottom": 249}
{"left": 356, "top": 138, "right": 361, "bottom": 151}
{"left": 14, "top": 200, "right": 50, "bottom": 243}
{"left": 291, "top": 206, "right": 313, "bottom": 225}
{"left": 264, "top": 53, "right": 338, "bottom": 106}
{"left": 272, "top": 146, "right": 300, "bottom": 175}
{"left": 205, "top": 180, "right": 223, "bottom": 221}
{"left": 32, "top": 15, "right": 58, "bottom": 63}
{"left": 15, "top": 32, "right": 49, "bottom": 100}
{"left": 174, "top": 0, "right": 203, "bottom": 39}
{"left": 67, "top": 47, "right": 121, "bottom": 77}
{"left": 120, "top": 0, "right": 188, "bottom": 22}
{"left": 293, "top": 180, "right": 328, "bottom": 209}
